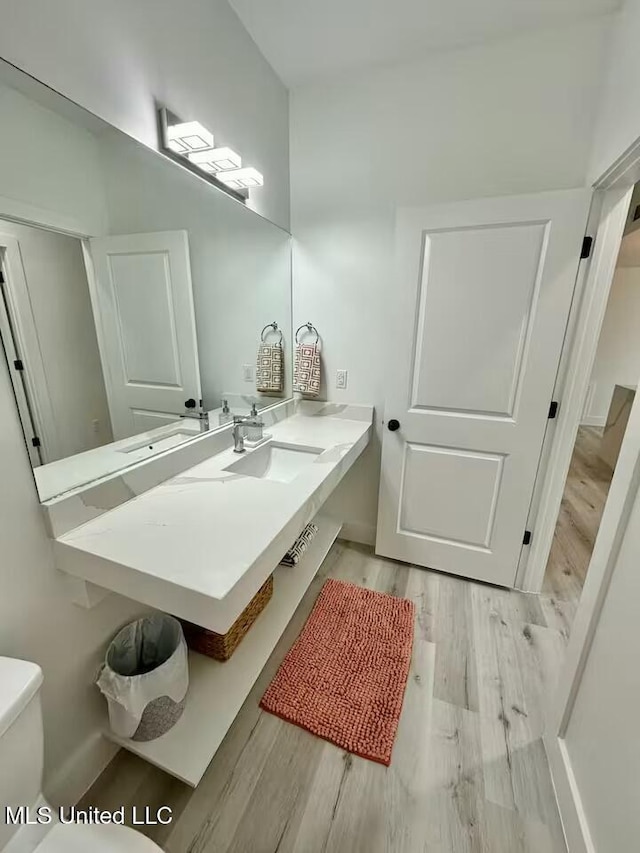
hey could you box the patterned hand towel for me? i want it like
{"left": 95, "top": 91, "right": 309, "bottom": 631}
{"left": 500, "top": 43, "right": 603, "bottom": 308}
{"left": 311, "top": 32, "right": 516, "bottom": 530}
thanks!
{"left": 256, "top": 343, "right": 284, "bottom": 393}
{"left": 293, "top": 343, "right": 321, "bottom": 396}
{"left": 280, "top": 523, "right": 319, "bottom": 566}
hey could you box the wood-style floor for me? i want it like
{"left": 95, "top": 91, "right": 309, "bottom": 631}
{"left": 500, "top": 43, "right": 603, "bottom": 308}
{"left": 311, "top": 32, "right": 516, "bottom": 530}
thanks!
{"left": 81, "top": 428, "right": 614, "bottom": 852}
{"left": 82, "top": 542, "right": 575, "bottom": 852}
{"left": 542, "top": 426, "right": 614, "bottom": 633}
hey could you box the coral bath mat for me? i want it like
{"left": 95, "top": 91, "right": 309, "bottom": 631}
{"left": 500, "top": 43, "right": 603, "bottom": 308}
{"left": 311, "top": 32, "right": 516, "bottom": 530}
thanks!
{"left": 260, "top": 578, "right": 415, "bottom": 766}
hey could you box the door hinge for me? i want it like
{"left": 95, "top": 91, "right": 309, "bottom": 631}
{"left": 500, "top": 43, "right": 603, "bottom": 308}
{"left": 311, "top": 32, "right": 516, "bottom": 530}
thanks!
{"left": 31, "top": 437, "right": 41, "bottom": 448}
{"left": 580, "top": 236, "right": 593, "bottom": 259}
{"left": 523, "top": 530, "right": 532, "bottom": 546}
{"left": 548, "top": 401, "right": 559, "bottom": 419}
{"left": 13, "top": 359, "right": 24, "bottom": 371}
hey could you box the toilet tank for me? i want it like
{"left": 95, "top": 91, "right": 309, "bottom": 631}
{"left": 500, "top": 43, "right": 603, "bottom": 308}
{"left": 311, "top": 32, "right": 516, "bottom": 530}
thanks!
{"left": 0, "top": 658, "right": 45, "bottom": 850}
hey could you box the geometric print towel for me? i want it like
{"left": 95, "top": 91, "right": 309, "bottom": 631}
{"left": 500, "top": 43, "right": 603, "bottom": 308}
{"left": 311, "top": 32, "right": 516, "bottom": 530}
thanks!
{"left": 256, "top": 343, "right": 284, "bottom": 393}
{"left": 293, "top": 342, "right": 321, "bottom": 396}
{"left": 280, "top": 523, "right": 319, "bottom": 566}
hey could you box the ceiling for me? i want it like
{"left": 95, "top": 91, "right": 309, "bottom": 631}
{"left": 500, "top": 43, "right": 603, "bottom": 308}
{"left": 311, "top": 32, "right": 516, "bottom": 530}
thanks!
{"left": 229, "top": 0, "right": 621, "bottom": 87}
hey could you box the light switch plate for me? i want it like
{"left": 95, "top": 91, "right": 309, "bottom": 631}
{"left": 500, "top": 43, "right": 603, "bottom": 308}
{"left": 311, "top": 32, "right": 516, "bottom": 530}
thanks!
{"left": 243, "top": 364, "right": 255, "bottom": 382}
{"left": 336, "top": 369, "right": 348, "bottom": 390}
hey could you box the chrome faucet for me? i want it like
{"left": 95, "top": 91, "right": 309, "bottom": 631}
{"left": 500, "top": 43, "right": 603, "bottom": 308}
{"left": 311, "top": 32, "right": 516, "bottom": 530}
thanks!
{"left": 232, "top": 414, "right": 261, "bottom": 453}
{"left": 181, "top": 400, "right": 210, "bottom": 433}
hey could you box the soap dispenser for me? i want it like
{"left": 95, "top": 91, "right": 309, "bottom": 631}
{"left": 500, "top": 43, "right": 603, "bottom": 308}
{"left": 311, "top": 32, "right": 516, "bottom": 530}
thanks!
{"left": 218, "top": 399, "right": 232, "bottom": 426}
{"left": 246, "top": 402, "right": 264, "bottom": 443}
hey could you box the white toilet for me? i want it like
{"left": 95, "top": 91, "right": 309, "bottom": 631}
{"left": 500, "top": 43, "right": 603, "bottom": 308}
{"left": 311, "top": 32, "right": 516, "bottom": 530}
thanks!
{"left": 0, "top": 657, "right": 163, "bottom": 852}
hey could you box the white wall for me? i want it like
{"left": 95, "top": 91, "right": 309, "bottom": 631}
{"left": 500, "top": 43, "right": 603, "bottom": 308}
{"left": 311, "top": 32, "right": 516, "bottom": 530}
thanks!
{"left": 0, "top": 364, "right": 147, "bottom": 804}
{"left": 589, "top": 0, "right": 640, "bottom": 181}
{"left": 562, "top": 481, "right": 640, "bottom": 851}
{"left": 290, "top": 18, "right": 614, "bottom": 543}
{"left": 583, "top": 265, "right": 640, "bottom": 425}
{"left": 554, "top": 9, "right": 640, "bottom": 842}
{"left": 0, "top": 0, "right": 289, "bottom": 229}
{"left": 0, "top": 76, "right": 150, "bottom": 806}
{"left": 0, "top": 2, "right": 288, "bottom": 803}
{"left": 0, "top": 219, "right": 113, "bottom": 458}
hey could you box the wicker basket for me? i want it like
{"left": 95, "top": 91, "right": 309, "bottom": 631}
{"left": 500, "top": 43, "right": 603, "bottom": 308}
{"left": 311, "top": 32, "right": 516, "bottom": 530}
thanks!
{"left": 181, "top": 575, "right": 273, "bottom": 662}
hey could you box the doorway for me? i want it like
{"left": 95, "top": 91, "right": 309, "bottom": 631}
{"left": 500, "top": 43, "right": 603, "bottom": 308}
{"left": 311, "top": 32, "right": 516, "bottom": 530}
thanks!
{"left": 542, "top": 186, "right": 640, "bottom": 624}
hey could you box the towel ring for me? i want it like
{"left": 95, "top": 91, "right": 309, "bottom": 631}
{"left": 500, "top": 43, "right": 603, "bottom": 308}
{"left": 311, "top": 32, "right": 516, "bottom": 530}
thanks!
{"left": 295, "top": 321, "right": 320, "bottom": 345}
{"left": 261, "top": 321, "right": 283, "bottom": 345}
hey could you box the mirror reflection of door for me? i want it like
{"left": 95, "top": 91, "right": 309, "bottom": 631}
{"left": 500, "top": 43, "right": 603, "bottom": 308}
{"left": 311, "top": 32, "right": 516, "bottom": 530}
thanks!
{"left": 89, "top": 230, "right": 201, "bottom": 439}
{"left": 0, "top": 203, "right": 293, "bottom": 504}
{"left": 0, "top": 66, "right": 293, "bottom": 504}
{"left": 0, "top": 222, "right": 205, "bottom": 500}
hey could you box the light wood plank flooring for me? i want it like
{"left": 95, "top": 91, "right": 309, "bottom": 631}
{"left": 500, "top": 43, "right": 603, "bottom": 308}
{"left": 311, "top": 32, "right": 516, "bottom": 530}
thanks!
{"left": 542, "top": 426, "right": 614, "bottom": 634}
{"left": 82, "top": 541, "right": 572, "bottom": 852}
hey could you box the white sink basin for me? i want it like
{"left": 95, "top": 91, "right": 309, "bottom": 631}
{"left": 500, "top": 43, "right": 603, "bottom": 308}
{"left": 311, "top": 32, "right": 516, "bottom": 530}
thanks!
{"left": 224, "top": 442, "right": 322, "bottom": 483}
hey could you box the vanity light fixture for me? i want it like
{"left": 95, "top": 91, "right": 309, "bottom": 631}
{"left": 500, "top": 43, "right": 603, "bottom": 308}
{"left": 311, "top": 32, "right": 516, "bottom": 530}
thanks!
{"left": 166, "top": 120, "right": 214, "bottom": 153}
{"left": 217, "top": 167, "right": 264, "bottom": 189}
{"left": 159, "top": 107, "right": 264, "bottom": 200}
{"left": 188, "top": 147, "right": 242, "bottom": 173}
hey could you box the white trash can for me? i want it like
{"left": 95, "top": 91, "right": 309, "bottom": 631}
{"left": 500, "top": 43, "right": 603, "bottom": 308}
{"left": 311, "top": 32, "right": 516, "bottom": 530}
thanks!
{"left": 97, "top": 614, "right": 189, "bottom": 742}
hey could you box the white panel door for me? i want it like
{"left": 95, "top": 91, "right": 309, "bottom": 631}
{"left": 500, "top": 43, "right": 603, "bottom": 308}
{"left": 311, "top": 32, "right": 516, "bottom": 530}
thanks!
{"left": 376, "top": 190, "right": 591, "bottom": 587}
{"left": 89, "top": 231, "right": 201, "bottom": 439}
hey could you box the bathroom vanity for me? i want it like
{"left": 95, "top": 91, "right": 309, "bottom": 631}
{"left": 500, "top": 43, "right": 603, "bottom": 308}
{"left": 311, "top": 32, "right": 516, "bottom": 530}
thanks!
{"left": 50, "top": 401, "right": 372, "bottom": 785}
{"left": 0, "top": 57, "right": 373, "bottom": 790}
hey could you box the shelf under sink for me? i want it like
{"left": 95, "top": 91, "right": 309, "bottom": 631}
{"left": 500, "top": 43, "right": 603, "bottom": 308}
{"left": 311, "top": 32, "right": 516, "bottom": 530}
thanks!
{"left": 103, "top": 515, "right": 342, "bottom": 786}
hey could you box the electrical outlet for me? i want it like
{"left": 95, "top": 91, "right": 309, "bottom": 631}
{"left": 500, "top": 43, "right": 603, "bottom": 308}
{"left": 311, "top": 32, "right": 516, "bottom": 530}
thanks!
{"left": 336, "top": 369, "right": 348, "bottom": 390}
{"left": 243, "top": 364, "right": 255, "bottom": 382}
{"left": 91, "top": 419, "right": 100, "bottom": 434}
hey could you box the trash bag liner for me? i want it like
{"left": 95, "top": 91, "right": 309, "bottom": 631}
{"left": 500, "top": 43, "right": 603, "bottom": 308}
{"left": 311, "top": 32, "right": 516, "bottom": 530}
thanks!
{"left": 97, "top": 614, "right": 189, "bottom": 741}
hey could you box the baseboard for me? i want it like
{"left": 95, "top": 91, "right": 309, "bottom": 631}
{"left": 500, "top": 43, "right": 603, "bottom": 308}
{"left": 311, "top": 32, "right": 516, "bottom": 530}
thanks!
{"left": 338, "top": 521, "right": 376, "bottom": 547}
{"left": 581, "top": 415, "right": 606, "bottom": 428}
{"left": 544, "top": 732, "right": 594, "bottom": 853}
{"left": 45, "top": 733, "right": 119, "bottom": 808}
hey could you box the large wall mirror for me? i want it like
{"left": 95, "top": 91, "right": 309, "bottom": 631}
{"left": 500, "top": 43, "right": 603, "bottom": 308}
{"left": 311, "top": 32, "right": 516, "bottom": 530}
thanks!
{"left": 0, "top": 61, "right": 292, "bottom": 502}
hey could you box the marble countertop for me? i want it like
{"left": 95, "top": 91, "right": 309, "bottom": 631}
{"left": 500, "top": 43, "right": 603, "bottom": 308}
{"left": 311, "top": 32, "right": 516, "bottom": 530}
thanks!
{"left": 36, "top": 420, "right": 203, "bottom": 502}
{"left": 34, "top": 394, "right": 282, "bottom": 502}
{"left": 53, "top": 404, "right": 372, "bottom": 632}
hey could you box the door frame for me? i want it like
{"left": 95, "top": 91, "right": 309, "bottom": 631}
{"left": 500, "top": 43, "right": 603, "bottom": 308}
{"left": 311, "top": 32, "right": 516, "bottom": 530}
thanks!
{"left": 539, "top": 139, "right": 640, "bottom": 851}
{"left": 0, "top": 252, "right": 43, "bottom": 467}
{"left": 0, "top": 231, "right": 63, "bottom": 462}
{"left": 517, "top": 185, "right": 632, "bottom": 591}
{"left": 0, "top": 199, "right": 96, "bottom": 465}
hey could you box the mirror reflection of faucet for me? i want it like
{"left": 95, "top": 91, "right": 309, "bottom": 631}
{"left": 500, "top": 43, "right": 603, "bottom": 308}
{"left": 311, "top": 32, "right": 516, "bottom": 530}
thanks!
{"left": 181, "top": 398, "right": 210, "bottom": 433}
